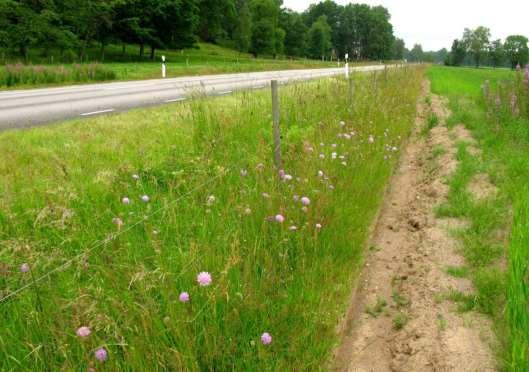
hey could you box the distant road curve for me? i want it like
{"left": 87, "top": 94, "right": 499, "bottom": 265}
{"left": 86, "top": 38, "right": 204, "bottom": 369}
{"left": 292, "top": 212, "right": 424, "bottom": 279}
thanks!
{"left": 0, "top": 64, "right": 394, "bottom": 130}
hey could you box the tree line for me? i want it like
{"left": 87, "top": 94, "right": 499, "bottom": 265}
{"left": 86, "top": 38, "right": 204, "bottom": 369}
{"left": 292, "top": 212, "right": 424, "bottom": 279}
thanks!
{"left": 446, "top": 26, "right": 528, "bottom": 68}
{"left": 0, "top": 0, "right": 398, "bottom": 62}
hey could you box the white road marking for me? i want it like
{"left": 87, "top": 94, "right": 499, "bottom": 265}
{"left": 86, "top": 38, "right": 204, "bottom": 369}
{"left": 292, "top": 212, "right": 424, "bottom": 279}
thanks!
{"left": 80, "top": 109, "right": 115, "bottom": 116}
{"left": 164, "top": 97, "right": 187, "bottom": 103}
{"left": 253, "top": 85, "right": 265, "bottom": 89}
{"left": 217, "top": 90, "right": 232, "bottom": 95}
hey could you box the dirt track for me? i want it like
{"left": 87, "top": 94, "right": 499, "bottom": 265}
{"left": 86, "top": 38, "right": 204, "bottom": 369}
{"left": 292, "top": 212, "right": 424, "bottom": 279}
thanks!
{"left": 333, "top": 80, "right": 497, "bottom": 371}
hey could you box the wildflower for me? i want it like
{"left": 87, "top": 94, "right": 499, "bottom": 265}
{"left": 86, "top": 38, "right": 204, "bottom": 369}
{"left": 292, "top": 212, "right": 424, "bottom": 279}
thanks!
{"left": 197, "top": 272, "right": 212, "bottom": 286}
{"left": 301, "top": 206, "right": 308, "bottom": 213}
{"left": 318, "top": 170, "right": 324, "bottom": 177}
{"left": 392, "top": 146, "right": 398, "bottom": 152}
{"left": 331, "top": 152, "right": 337, "bottom": 159}
{"left": 510, "top": 93, "right": 518, "bottom": 114}
{"left": 339, "top": 120, "right": 346, "bottom": 127}
{"left": 261, "top": 332, "right": 272, "bottom": 345}
{"left": 301, "top": 197, "right": 310, "bottom": 206}
{"left": 256, "top": 163, "right": 265, "bottom": 170}
{"left": 331, "top": 143, "right": 337, "bottom": 148}
{"left": 319, "top": 154, "right": 325, "bottom": 159}
{"left": 275, "top": 214, "right": 285, "bottom": 223}
{"left": 284, "top": 174, "right": 293, "bottom": 181}
{"left": 341, "top": 161, "right": 347, "bottom": 166}
{"left": 206, "top": 195, "right": 216, "bottom": 206}
{"left": 94, "top": 347, "right": 108, "bottom": 362}
{"left": 289, "top": 225, "right": 298, "bottom": 231}
{"left": 320, "top": 142, "right": 324, "bottom": 146}
{"left": 368, "top": 135, "right": 374, "bottom": 144}
{"left": 262, "top": 192, "right": 270, "bottom": 199}
{"left": 244, "top": 208, "right": 252, "bottom": 215}
{"left": 179, "top": 292, "right": 190, "bottom": 302}
{"left": 293, "top": 195, "right": 300, "bottom": 202}
{"left": 132, "top": 174, "right": 140, "bottom": 180}
{"left": 112, "top": 217, "right": 124, "bottom": 227}
{"left": 141, "top": 195, "right": 150, "bottom": 203}
{"left": 240, "top": 169, "right": 248, "bottom": 177}
{"left": 122, "top": 197, "right": 130, "bottom": 205}
{"left": 316, "top": 223, "right": 322, "bottom": 229}
{"left": 20, "top": 263, "right": 30, "bottom": 273}
{"left": 306, "top": 146, "right": 314, "bottom": 152}
{"left": 278, "top": 169, "right": 286, "bottom": 179}
{"left": 76, "top": 326, "right": 91, "bottom": 338}
{"left": 495, "top": 95, "right": 501, "bottom": 109}
{"left": 343, "top": 134, "right": 351, "bottom": 140}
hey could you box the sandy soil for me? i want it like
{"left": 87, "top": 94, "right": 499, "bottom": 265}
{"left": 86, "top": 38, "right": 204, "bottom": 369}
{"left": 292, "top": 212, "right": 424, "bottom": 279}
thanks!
{"left": 332, "top": 80, "right": 497, "bottom": 371}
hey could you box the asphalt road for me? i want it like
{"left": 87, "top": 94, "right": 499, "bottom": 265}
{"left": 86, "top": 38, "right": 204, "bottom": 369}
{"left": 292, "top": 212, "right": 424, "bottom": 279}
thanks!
{"left": 0, "top": 64, "right": 390, "bottom": 130}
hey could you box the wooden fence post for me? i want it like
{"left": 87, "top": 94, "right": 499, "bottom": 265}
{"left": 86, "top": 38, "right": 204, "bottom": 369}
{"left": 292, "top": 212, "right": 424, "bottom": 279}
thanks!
{"left": 271, "top": 80, "right": 282, "bottom": 169}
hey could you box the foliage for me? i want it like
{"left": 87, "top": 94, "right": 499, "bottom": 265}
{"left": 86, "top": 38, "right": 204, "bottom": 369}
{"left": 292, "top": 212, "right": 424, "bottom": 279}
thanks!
{"left": 307, "top": 16, "right": 332, "bottom": 60}
{"left": 503, "top": 35, "right": 529, "bottom": 69}
{"left": 462, "top": 26, "right": 491, "bottom": 67}
{"left": 0, "top": 0, "right": 397, "bottom": 64}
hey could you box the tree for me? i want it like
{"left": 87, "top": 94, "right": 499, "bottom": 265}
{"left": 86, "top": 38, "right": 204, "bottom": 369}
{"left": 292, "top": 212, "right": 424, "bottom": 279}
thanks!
{"left": 462, "top": 26, "right": 490, "bottom": 67}
{"left": 280, "top": 9, "right": 307, "bottom": 57}
{"left": 249, "top": 0, "right": 280, "bottom": 57}
{"left": 449, "top": 39, "right": 466, "bottom": 66}
{"left": 488, "top": 39, "right": 504, "bottom": 68}
{"left": 408, "top": 44, "right": 423, "bottom": 62}
{"left": 504, "top": 35, "right": 529, "bottom": 69}
{"left": 233, "top": 0, "right": 252, "bottom": 52}
{"left": 392, "top": 38, "right": 406, "bottom": 60}
{"left": 307, "top": 15, "right": 332, "bottom": 60}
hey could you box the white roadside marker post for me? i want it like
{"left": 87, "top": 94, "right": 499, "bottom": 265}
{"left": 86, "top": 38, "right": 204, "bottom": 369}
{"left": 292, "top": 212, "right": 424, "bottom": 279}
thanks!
{"left": 345, "top": 53, "right": 349, "bottom": 78}
{"left": 162, "top": 55, "right": 166, "bottom": 78}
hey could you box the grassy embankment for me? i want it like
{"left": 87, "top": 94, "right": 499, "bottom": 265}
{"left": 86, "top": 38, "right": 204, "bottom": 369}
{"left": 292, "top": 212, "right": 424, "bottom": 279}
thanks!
{"left": 0, "top": 43, "right": 337, "bottom": 89}
{"left": 0, "top": 67, "right": 423, "bottom": 370}
{"left": 428, "top": 65, "right": 529, "bottom": 370}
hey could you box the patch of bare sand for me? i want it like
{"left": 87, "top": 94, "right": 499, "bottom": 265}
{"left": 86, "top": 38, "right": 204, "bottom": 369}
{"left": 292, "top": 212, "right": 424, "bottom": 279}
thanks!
{"left": 332, "top": 80, "right": 497, "bottom": 371}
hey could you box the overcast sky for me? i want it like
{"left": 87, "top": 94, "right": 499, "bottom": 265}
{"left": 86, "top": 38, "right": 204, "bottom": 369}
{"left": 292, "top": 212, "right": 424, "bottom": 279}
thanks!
{"left": 282, "top": 0, "right": 529, "bottom": 51}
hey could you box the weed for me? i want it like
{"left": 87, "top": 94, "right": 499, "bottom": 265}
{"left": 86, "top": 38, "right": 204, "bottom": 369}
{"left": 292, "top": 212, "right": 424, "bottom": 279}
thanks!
{"left": 366, "top": 298, "right": 388, "bottom": 318}
{"left": 393, "top": 312, "right": 408, "bottom": 330}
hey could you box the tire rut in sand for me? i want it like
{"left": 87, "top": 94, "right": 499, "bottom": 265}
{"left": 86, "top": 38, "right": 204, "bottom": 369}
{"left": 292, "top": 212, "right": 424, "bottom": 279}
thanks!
{"left": 332, "top": 80, "right": 496, "bottom": 371}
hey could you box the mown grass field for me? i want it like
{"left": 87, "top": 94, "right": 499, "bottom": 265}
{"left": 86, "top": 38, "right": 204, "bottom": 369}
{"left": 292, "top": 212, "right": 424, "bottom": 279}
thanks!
{"left": 0, "top": 67, "right": 423, "bottom": 369}
{"left": 428, "top": 65, "right": 529, "bottom": 370}
{"left": 0, "top": 43, "right": 337, "bottom": 89}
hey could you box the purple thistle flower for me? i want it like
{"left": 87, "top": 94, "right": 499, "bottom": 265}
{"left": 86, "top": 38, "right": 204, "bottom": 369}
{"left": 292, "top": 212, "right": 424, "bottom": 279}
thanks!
{"left": 122, "top": 197, "right": 130, "bottom": 205}
{"left": 179, "top": 292, "right": 190, "bottom": 302}
{"left": 197, "top": 272, "right": 212, "bottom": 286}
{"left": 301, "top": 197, "right": 310, "bottom": 206}
{"left": 315, "top": 223, "right": 323, "bottom": 229}
{"left": 261, "top": 332, "right": 272, "bottom": 345}
{"left": 94, "top": 347, "right": 108, "bottom": 362}
{"left": 20, "top": 263, "right": 30, "bottom": 273}
{"left": 76, "top": 326, "right": 91, "bottom": 338}
{"left": 275, "top": 214, "right": 285, "bottom": 223}
{"left": 278, "top": 169, "right": 286, "bottom": 179}
{"left": 141, "top": 195, "right": 150, "bottom": 203}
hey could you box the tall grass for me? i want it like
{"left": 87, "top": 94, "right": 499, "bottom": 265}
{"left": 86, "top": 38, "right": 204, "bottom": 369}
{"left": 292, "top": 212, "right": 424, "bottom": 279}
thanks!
{"left": 0, "top": 63, "right": 117, "bottom": 88}
{"left": 428, "top": 65, "right": 529, "bottom": 371}
{"left": 0, "top": 67, "right": 423, "bottom": 370}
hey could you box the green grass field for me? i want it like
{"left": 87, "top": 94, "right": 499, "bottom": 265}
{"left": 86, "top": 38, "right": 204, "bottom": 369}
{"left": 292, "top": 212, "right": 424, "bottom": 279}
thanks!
{"left": 428, "top": 65, "right": 529, "bottom": 370}
{"left": 0, "top": 67, "right": 423, "bottom": 370}
{"left": 0, "top": 43, "right": 338, "bottom": 89}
